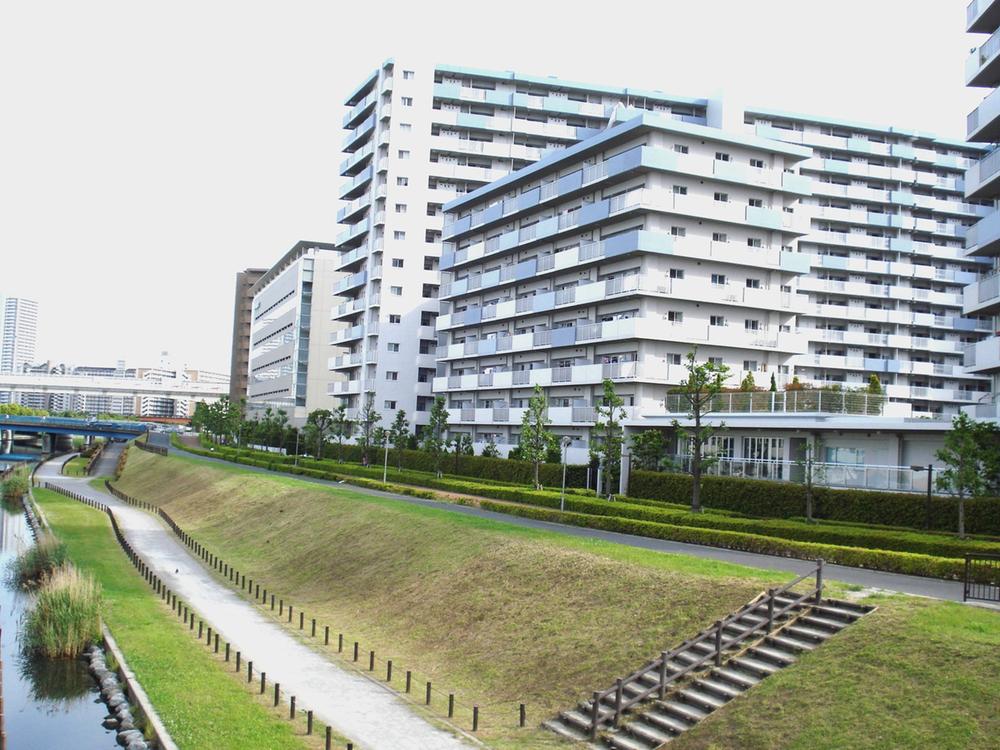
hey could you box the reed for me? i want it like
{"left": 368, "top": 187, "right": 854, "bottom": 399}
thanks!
{"left": 10, "top": 536, "right": 68, "bottom": 587}
{"left": 24, "top": 564, "right": 102, "bottom": 658}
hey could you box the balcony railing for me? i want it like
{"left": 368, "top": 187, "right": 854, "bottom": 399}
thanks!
{"left": 663, "top": 390, "right": 884, "bottom": 416}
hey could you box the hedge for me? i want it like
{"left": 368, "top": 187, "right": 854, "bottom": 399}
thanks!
{"left": 628, "top": 470, "right": 1000, "bottom": 536}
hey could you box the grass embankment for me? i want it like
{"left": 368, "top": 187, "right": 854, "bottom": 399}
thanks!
{"left": 33, "top": 488, "right": 332, "bottom": 750}
{"left": 118, "top": 451, "right": 1000, "bottom": 749}
{"left": 61, "top": 456, "right": 89, "bottom": 478}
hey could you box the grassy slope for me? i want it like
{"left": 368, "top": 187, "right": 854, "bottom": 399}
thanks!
{"left": 117, "top": 451, "right": 1000, "bottom": 749}
{"left": 33, "top": 488, "right": 331, "bottom": 750}
{"left": 61, "top": 456, "right": 88, "bottom": 477}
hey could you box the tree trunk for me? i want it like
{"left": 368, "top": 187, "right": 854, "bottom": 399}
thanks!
{"left": 958, "top": 497, "right": 966, "bottom": 539}
{"left": 691, "top": 413, "right": 702, "bottom": 513}
{"left": 534, "top": 459, "right": 540, "bottom": 490}
{"left": 805, "top": 481, "right": 813, "bottom": 523}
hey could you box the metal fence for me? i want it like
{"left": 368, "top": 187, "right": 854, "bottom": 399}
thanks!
{"left": 964, "top": 554, "right": 1000, "bottom": 603}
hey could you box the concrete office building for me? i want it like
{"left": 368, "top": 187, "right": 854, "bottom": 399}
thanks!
{"left": 0, "top": 295, "right": 38, "bottom": 404}
{"left": 333, "top": 61, "right": 707, "bottom": 428}
{"left": 246, "top": 241, "right": 341, "bottom": 426}
{"left": 229, "top": 267, "right": 267, "bottom": 405}
{"left": 963, "top": 0, "right": 1000, "bottom": 417}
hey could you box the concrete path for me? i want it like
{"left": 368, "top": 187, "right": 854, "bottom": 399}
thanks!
{"left": 91, "top": 440, "right": 124, "bottom": 476}
{"left": 172, "top": 445, "right": 968, "bottom": 602}
{"left": 37, "top": 457, "right": 474, "bottom": 750}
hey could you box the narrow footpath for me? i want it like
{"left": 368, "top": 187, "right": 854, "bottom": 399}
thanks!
{"left": 37, "top": 456, "right": 475, "bottom": 750}
{"left": 166, "top": 438, "right": 966, "bottom": 602}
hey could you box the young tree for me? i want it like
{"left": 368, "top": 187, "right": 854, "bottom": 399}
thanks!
{"left": 630, "top": 429, "right": 665, "bottom": 471}
{"left": 481, "top": 437, "right": 501, "bottom": 458}
{"left": 519, "top": 384, "right": 553, "bottom": 489}
{"left": 357, "top": 396, "right": 382, "bottom": 465}
{"left": 388, "top": 409, "right": 410, "bottom": 470}
{"left": 769, "top": 373, "right": 778, "bottom": 393}
{"left": 794, "top": 438, "right": 826, "bottom": 523}
{"left": 935, "top": 412, "right": 1000, "bottom": 538}
{"left": 330, "top": 404, "right": 353, "bottom": 462}
{"left": 305, "top": 408, "right": 335, "bottom": 459}
{"left": 671, "top": 350, "right": 731, "bottom": 513}
{"left": 422, "top": 396, "right": 449, "bottom": 477}
{"left": 740, "top": 372, "right": 756, "bottom": 392}
{"left": 592, "top": 379, "right": 627, "bottom": 498}
{"left": 867, "top": 374, "right": 883, "bottom": 394}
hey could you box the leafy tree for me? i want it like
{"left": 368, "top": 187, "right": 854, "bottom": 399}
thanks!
{"left": 671, "top": 350, "right": 730, "bottom": 513}
{"left": 769, "top": 373, "right": 778, "bottom": 393}
{"left": 330, "top": 405, "right": 354, "bottom": 462}
{"left": 481, "top": 437, "right": 501, "bottom": 458}
{"left": 794, "top": 438, "right": 826, "bottom": 523}
{"left": 592, "top": 379, "right": 627, "bottom": 498}
{"left": 388, "top": 409, "right": 410, "bottom": 470}
{"left": 519, "top": 384, "right": 553, "bottom": 489}
{"left": 935, "top": 412, "right": 1000, "bottom": 538}
{"left": 740, "top": 372, "right": 756, "bottom": 392}
{"left": 451, "top": 433, "right": 474, "bottom": 472}
{"left": 422, "top": 396, "right": 449, "bottom": 477}
{"left": 356, "top": 396, "right": 381, "bottom": 465}
{"left": 630, "top": 429, "right": 665, "bottom": 471}
{"left": 867, "top": 374, "right": 882, "bottom": 394}
{"left": 305, "top": 409, "right": 335, "bottom": 459}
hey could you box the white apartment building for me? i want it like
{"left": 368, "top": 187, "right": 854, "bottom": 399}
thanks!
{"left": 742, "top": 108, "right": 992, "bottom": 418}
{"left": 0, "top": 295, "right": 38, "bottom": 404}
{"left": 435, "top": 112, "right": 814, "bottom": 462}
{"left": 247, "top": 241, "right": 341, "bottom": 426}
{"left": 964, "top": 0, "right": 1000, "bottom": 417}
{"left": 333, "top": 61, "right": 708, "bottom": 428}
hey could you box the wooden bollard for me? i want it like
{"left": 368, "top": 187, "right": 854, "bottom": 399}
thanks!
{"left": 279, "top": 599, "right": 283, "bottom": 616}
{"left": 299, "top": 611, "right": 304, "bottom": 630}
{"left": 307, "top": 710, "right": 313, "bottom": 735}
{"left": 386, "top": 660, "right": 392, "bottom": 682}
{"left": 225, "top": 642, "right": 230, "bottom": 662}
{"left": 248, "top": 660, "right": 253, "bottom": 682}
{"left": 288, "top": 605, "right": 292, "bottom": 623}
{"left": 325, "top": 726, "right": 331, "bottom": 750}
{"left": 311, "top": 618, "right": 316, "bottom": 637}
{"left": 338, "top": 633, "right": 343, "bottom": 652}
{"left": 261, "top": 672, "right": 266, "bottom": 694}
{"left": 353, "top": 642, "right": 358, "bottom": 661}
{"left": 369, "top": 651, "right": 375, "bottom": 671}
{"left": 406, "top": 670, "right": 412, "bottom": 693}
{"left": 520, "top": 703, "right": 526, "bottom": 727}
{"left": 324, "top": 626, "right": 329, "bottom": 645}
{"left": 214, "top": 633, "right": 219, "bottom": 653}
{"left": 198, "top": 621, "right": 203, "bottom": 639}
{"left": 235, "top": 651, "right": 241, "bottom": 671}
{"left": 273, "top": 683, "right": 280, "bottom": 707}
{"left": 426, "top": 681, "right": 432, "bottom": 705}
{"left": 290, "top": 696, "right": 296, "bottom": 719}
{"left": 448, "top": 693, "right": 454, "bottom": 718}
{"left": 473, "top": 706, "right": 479, "bottom": 732}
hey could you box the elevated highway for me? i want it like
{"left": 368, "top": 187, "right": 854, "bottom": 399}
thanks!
{"left": 0, "top": 372, "right": 227, "bottom": 400}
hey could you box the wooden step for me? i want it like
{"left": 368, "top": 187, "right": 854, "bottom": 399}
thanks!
{"left": 695, "top": 677, "right": 745, "bottom": 699}
{"left": 766, "top": 633, "right": 816, "bottom": 652}
{"left": 678, "top": 686, "right": 727, "bottom": 711}
{"left": 656, "top": 699, "right": 708, "bottom": 723}
{"left": 748, "top": 645, "right": 797, "bottom": 667}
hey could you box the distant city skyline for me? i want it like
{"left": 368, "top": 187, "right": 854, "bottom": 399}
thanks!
{"left": 1, "top": 0, "right": 986, "bottom": 371}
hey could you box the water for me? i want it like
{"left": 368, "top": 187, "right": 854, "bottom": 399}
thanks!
{"left": 0, "top": 500, "right": 118, "bottom": 749}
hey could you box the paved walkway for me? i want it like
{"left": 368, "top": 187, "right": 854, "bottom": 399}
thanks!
{"left": 172, "top": 444, "right": 968, "bottom": 602}
{"left": 91, "top": 440, "right": 124, "bottom": 476}
{"left": 37, "top": 457, "right": 474, "bottom": 750}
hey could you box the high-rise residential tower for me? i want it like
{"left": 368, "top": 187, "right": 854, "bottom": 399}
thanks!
{"left": 0, "top": 295, "right": 39, "bottom": 404}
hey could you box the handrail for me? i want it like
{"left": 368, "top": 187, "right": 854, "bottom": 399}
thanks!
{"left": 587, "top": 560, "right": 824, "bottom": 737}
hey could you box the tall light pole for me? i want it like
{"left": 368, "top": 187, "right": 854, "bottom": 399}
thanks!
{"left": 560, "top": 435, "right": 572, "bottom": 512}
{"left": 383, "top": 431, "right": 390, "bottom": 484}
{"left": 911, "top": 464, "right": 933, "bottom": 529}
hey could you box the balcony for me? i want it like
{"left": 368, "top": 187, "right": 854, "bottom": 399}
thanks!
{"left": 967, "top": 25, "right": 1000, "bottom": 87}
{"left": 434, "top": 361, "right": 669, "bottom": 394}
{"left": 327, "top": 380, "right": 362, "bottom": 395}
{"left": 336, "top": 245, "right": 368, "bottom": 272}
{"left": 331, "top": 297, "right": 366, "bottom": 320}
{"left": 339, "top": 142, "right": 374, "bottom": 177}
{"left": 963, "top": 271, "right": 1000, "bottom": 315}
{"left": 965, "top": 208, "right": 1000, "bottom": 257}
{"left": 966, "top": 336, "right": 1000, "bottom": 373}
{"left": 663, "top": 391, "right": 884, "bottom": 416}
{"left": 333, "top": 270, "right": 367, "bottom": 296}
{"left": 343, "top": 91, "right": 378, "bottom": 129}
{"left": 965, "top": 148, "right": 1000, "bottom": 201}
{"left": 969, "top": 0, "right": 1000, "bottom": 32}
{"left": 336, "top": 193, "right": 371, "bottom": 224}
{"left": 335, "top": 219, "right": 369, "bottom": 248}
{"left": 342, "top": 114, "right": 376, "bottom": 152}
{"left": 345, "top": 69, "right": 377, "bottom": 107}
{"left": 446, "top": 405, "right": 640, "bottom": 427}
{"left": 330, "top": 324, "right": 365, "bottom": 345}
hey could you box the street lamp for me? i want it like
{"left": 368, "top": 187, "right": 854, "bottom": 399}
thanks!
{"left": 560, "top": 435, "right": 572, "bottom": 512}
{"left": 383, "top": 430, "right": 391, "bottom": 484}
{"left": 910, "top": 464, "right": 933, "bottom": 530}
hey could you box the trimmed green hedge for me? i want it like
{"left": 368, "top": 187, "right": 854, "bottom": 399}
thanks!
{"left": 628, "top": 470, "right": 1000, "bottom": 536}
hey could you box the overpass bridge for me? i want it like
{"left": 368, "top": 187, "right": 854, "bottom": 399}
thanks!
{"left": 0, "top": 414, "right": 148, "bottom": 441}
{"left": 0, "top": 372, "right": 228, "bottom": 400}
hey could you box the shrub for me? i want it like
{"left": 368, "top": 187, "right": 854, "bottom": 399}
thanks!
{"left": 24, "top": 565, "right": 102, "bottom": 658}
{"left": 11, "top": 536, "right": 68, "bottom": 587}
{"left": 2, "top": 469, "right": 29, "bottom": 500}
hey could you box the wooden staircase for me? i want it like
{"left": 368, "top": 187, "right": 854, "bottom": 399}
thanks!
{"left": 544, "top": 562, "right": 874, "bottom": 749}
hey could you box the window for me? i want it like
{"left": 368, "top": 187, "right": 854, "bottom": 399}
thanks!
{"left": 397, "top": 149, "right": 410, "bottom": 159}
{"left": 386, "top": 371, "right": 399, "bottom": 380}
{"left": 748, "top": 198, "right": 763, "bottom": 208}
{"left": 667, "top": 353, "right": 682, "bottom": 365}
{"left": 671, "top": 226, "right": 686, "bottom": 237}
{"left": 400, "top": 123, "right": 412, "bottom": 131}
{"left": 825, "top": 446, "right": 865, "bottom": 464}
{"left": 711, "top": 273, "right": 727, "bottom": 285}
{"left": 710, "top": 315, "right": 726, "bottom": 326}
{"left": 673, "top": 185, "right": 688, "bottom": 195}
{"left": 674, "top": 144, "right": 689, "bottom": 154}
{"left": 390, "top": 286, "right": 403, "bottom": 296}
{"left": 715, "top": 151, "right": 731, "bottom": 162}
{"left": 396, "top": 177, "right": 409, "bottom": 186}
{"left": 743, "top": 359, "right": 758, "bottom": 371}
{"left": 712, "top": 232, "right": 728, "bottom": 242}
{"left": 669, "top": 268, "right": 685, "bottom": 279}
{"left": 387, "top": 342, "right": 400, "bottom": 352}
{"left": 389, "top": 314, "right": 401, "bottom": 323}
{"left": 423, "top": 256, "right": 436, "bottom": 270}
{"left": 667, "top": 310, "right": 684, "bottom": 323}
{"left": 714, "top": 192, "right": 729, "bottom": 202}
{"left": 708, "top": 356, "right": 724, "bottom": 365}
{"left": 395, "top": 203, "right": 407, "bottom": 213}
{"left": 747, "top": 237, "right": 762, "bottom": 248}
{"left": 746, "top": 278, "right": 761, "bottom": 289}
{"left": 402, "top": 70, "right": 415, "bottom": 80}
{"left": 401, "top": 96, "right": 413, "bottom": 106}
{"left": 384, "top": 400, "right": 397, "bottom": 409}
{"left": 391, "top": 257, "right": 404, "bottom": 267}
{"left": 750, "top": 158, "right": 765, "bottom": 168}
{"left": 393, "top": 232, "right": 406, "bottom": 241}
{"left": 744, "top": 320, "right": 760, "bottom": 331}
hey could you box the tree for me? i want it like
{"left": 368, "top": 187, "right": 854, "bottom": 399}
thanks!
{"left": 867, "top": 374, "right": 882, "bottom": 394}
{"left": 769, "top": 373, "right": 778, "bottom": 393}
{"left": 592, "top": 379, "right": 627, "bottom": 498}
{"left": 422, "top": 396, "right": 449, "bottom": 477}
{"left": 305, "top": 409, "right": 335, "bottom": 459}
{"left": 481, "top": 437, "right": 501, "bottom": 458}
{"left": 388, "top": 409, "right": 410, "bottom": 470}
{"left": 935, "top": 412, "right": 1000, "bottom": 538}
{"left": 630, "top": 429, "right": 665, "bottom": 471}
{"left": 671, "top": 350, "right": 730, "bottom": 513}
{"left": 330, "top": 405, "right": 353, "bottom": 462}
{"left": 451, "top": 433, "right": 474, "bottom": 473}
{"left": 740, "top": 372, "right": 756, "bottom": 392}
{"left": 357, "top": 396, "right": 382, "bottom": 465}
{"left": 794, "top": 438, "right": 826, "bottom": 523}
{"left": 519, "top": 384, "right": 553, "bottom": 489}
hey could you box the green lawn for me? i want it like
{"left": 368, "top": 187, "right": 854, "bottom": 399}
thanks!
{"left": 61, "top": 456, "right": 89, "bottom": 477}
{"left": 34, "top": 488, "right": 338, "bottom": 750}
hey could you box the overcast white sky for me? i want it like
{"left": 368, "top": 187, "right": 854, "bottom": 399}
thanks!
{"left": 0, "top": 0, "right": 988, "bottom": 373}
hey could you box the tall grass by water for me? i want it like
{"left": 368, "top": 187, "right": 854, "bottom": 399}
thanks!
{"left": 24, "top": 565, "right": 102, "bottom": 658}
{"left": 10, "top": 536, "right": 68, "bottom": 588}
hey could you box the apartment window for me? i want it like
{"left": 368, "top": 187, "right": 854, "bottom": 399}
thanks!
{"left": 387, "top": 342, "right": 400, "bottom": 352}
{"left": 673, "top": 185, "right": 688, "bottom": 195}
{"left": 669, "top": 268, "right": 685, "bottom": 279}
{"left": 401, "top": 96, "right": 413, "bottom": 106}
{"left": 711, "top": 273, "right": 727, "bottom": 285}
{"left": 402, "top": 70, "right": 415, "bottom": 79}
{"left": 386, "top": 371, "right": 399, "bottom": 380}
{"left": 745, "top": 320, "right": 760, "bottom": 331}
{"left": 396, "top": 177, "right": 409, "bottom": 186}
{"left": 715, "top": 151, "right": 731, "bottom": 162}
{"left": 710, "top": 315, "right": 726, "bottom": 327}
{"left": 391, "top": 258, "right": 404, "bottom": 267}
{"left": 397, "top": 149, "right": 410, "bottom": 159}
{"left": 743, "top": 359, "right": 759, "bottom": 371}
{"left": 749, "top": 158, "right": 765, "bottom": 168}
{"left": 674, "top": 144, "right": 689, "bottom": 154}
{"left": 748, "top": 198, "right": 764, "bottom": 208}
{"left": 747, "top": 238, "right": 762, "bottom": 248}
{"left": 423, "top": 256, "right": 436, "bottom": 270}
{"left": 671, "top": 226, "right": 686, "bottom": 237}
{"left": 390, "top": 286, "right": 403, "bottom": 296}
{"left": 400, "top": 123, "right": 412, "bottom": 131}
{"left": 708, "top": 356, "right": 724, "bottom": 365}
{"left": 667, "top": 310, "right": 684, "bottom": 323}
{"left": 389, "top": 314, "right": 401, "bottom": 323}
{"left": 746, "top": 278, "right": 761, "bottom": 289}
{"left": 393, "top": 232, "right": 406, "bottom": 241}
{"left": 714, "top": 192, "right": 729, "bottom": 202}
{"left": 666, "top": 353, "right": 682, "bottom": 365}
{"left": 712, "top": 232, "right": 728, "bottom": 242}
{"left": 395, "top": 203, "right": 407, "bottom": 213}
{"left": 384, "top": 400, "right": 397, "bottom": 409}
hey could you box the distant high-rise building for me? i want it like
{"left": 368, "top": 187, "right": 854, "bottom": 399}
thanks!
{"left": 0, "top": 295, "right": 38, "bottom": 404}
{"left": 229, "top": 267, "right": 267, "bottom": 404}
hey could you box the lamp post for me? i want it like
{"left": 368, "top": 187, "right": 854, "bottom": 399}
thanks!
{"left": 560, "top": 435, "right": 572, "bottom": 512}
{"left": 383, "top": 431, "right": 390, "bottom": 484}
{"left": 910, "top": 464, "right": 933, "bottom": 530}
